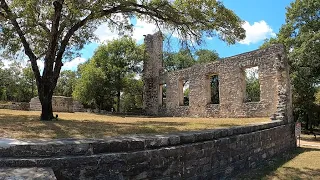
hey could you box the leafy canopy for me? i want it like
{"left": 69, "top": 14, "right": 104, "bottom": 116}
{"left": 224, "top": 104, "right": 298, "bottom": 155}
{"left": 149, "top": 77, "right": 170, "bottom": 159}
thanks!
{"left": 261, "top": 0, "right": 320, "bottom": 127}
{"left": 164, "top": 49, "right": 220, "bottom": 72}
{"left": 1, "top": 0, "right": 245, "bottom": 119}
{"left": 0, "top": 0, "right": 245, "bottom": 61}
{"left": 73, "top": 37, "right": 143, "bottom": 111}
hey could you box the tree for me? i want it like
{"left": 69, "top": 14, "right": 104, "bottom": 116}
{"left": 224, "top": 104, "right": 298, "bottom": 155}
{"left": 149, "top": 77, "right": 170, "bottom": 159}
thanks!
{"left": 261, "top": 0, "right": 320, "bottom": 129}
{"left": 0, "top": 61, "right": 35, "bottom": 102}
{"left": 91, "top": 37, "right": 143, "bottom": 112}
{"left": 195, "top": 49, "right": 219, "bottom": 64}
{"left": 164, "top": 49, "right": 220, "bottom": 72}
{"left": 163, "top": 49, "right": 195, "bottom": 72}
{"left": 245, "top": 69, "right": 260, "bottom": 102}
{"left": 0, "top": 60, "right": 9, "bottom": 101}
{"left": 0, "top": 0, "right": 245, "bottom": 120}
{"left": 54, "top": 70, "right": 76, "bottom": 97}
{"left": 120, "top": 77, "right": 143, "bottom": 113}
{"left": 73, "top": 37, "right": 143, "bottom": 112}
{"left": 73, "top": 59, "right": 112, "bottom": 110}
{"left": 22, "top": 66, "right": 36, "bottom": 99}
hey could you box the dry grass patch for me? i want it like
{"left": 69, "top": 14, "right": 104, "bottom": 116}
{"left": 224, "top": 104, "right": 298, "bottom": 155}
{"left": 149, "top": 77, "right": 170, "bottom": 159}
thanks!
{"left": 0, "top": 109, "right": 270, "bottom": 139}
{"left": 234, "top": 147, "right": 320, "bottom": 180}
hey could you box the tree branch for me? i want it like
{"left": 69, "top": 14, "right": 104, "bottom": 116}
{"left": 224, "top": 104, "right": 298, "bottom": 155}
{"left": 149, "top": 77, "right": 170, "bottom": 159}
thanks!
{"left": 38, "top": 22, "right": 50, "bottom": 34}
{"left": 0, "top": 0, "right": 41, "bottom": 82}
{"left": 0, "top": 11, "right": 6, "bottom": 18}
{"left": 53, "top": 4, "right": 127, "bottom": 79}
{"left": 52, "top": 1, "right": 193, "bottom": 79}
{"left": 43, "top": 0, "right": 63, "bottom": 78}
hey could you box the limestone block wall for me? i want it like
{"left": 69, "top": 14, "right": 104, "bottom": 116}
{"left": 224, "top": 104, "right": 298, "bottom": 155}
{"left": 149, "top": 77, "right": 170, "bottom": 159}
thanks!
{"left": 73, "top": 100, "right": 84, "bottom": 112}
{"left": 0, "top": 121, "right": 296, "bottom": 179}
{"left": 0, "top": 102, "right": 30, "bottom": 111}
{"left": 30, "top": 96, "right": 83, "bottom": 113}
{"left": 143, "top": 33, "right": 291, "bottom": 118}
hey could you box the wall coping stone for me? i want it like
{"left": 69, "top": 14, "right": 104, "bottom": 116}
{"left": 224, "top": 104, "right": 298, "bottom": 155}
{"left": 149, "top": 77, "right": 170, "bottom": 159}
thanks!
{"left": 0, "top": 168, "right": 56, "bottom": 179}
{"left": 0, "top": 120, "right": 285, "bottom": 158}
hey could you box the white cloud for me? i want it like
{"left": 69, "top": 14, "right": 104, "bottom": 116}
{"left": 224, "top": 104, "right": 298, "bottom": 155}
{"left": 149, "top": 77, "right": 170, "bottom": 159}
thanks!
{"left": 132, "top": 19, "right": 158, "bottom": 41}
{"left": 62, "top": 57, "right": 86, "bottom": 71}
{"left": 239, "top": 20, "right": 276, "bottom": 45}
{"left": 34, "top": 57, "right": 86, "bottom": 72}
{"left": 5, "top": 57, "right": 85, "bottom": 73}
{"left": 94, "top": 17, "right": 158, "bottom": 43}
{"left": 94, "top": 23, "right": 121, "bottom": 42}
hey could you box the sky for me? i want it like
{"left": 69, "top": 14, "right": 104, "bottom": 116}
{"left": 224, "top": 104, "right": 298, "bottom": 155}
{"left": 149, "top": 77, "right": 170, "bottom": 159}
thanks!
{"left": 2, "top": 0, "right": 294, "bottom": 71}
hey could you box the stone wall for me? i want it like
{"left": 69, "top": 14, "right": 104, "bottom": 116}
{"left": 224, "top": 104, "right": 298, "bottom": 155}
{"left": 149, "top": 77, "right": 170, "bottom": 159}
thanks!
{"left": 143, "top": 33, "right": 291, "bottom": 119}
{"left": 0, "top": 102, "right": 30, "bottom": 111}
{"left": 29, "top": 96, "right": 84, "bottom": 113}
{"left": 143, "top": 32, "right": 164, "bottom": 115}
{"left": 0, "top": 121, "right": 296, "bottom": 179}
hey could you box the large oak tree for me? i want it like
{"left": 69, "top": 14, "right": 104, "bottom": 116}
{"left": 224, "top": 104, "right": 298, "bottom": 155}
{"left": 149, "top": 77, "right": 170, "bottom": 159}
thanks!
{"left": 0, "top": 0, "right": 245, "bottom": 120}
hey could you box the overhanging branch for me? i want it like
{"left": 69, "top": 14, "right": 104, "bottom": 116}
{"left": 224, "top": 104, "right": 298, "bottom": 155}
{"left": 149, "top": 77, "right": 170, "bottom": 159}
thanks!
{"left": 38, "top": 22, "right": 50, "bottom": 34}
{"left": 52, "top": 1, "right": 196, "bottom": 79}
{"left": 0, "top": 0, "right": 41, "bottom": 82}
{"left": 53, "top": 4, "right": 128, "bottom": 78}
{"left": 43, "top": 0, "right": 63, "bottom": 77}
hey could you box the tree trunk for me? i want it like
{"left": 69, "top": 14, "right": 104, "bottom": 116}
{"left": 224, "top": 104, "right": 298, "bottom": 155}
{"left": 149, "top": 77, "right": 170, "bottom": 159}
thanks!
{"left": 38, "top": 81, "right": 55, "bottom": 121}
{"left": 40, "top": 95, "right": 54, "bottom": 121}
{"left": 117, "top": 90, "right": 120, "bottom": 112}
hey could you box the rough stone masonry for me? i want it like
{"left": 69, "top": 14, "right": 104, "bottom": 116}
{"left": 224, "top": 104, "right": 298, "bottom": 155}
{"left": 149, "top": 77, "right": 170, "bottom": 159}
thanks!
{"left": 30, "top": 96, "right": 84, "bottom": 113}
{"left": 0, "top": 33, "right": 295, "bottom": 180}
{"left": 143, "top": 32, "right": 292, "bottom": 121}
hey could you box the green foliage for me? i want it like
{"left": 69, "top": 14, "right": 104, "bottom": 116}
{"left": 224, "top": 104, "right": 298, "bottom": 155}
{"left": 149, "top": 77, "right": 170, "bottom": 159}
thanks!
{"left": 164, "top": 49, "right": 220, "bottom": 72}
{"left": 261, "top": 0, "right": 320, "bottom": 128}
{"left": 54, "top": 70, "right": 76, "bottom": 97}
{"left": 0, "top": 0, "right": 245, "bottom": 61}
{"left": 120, "top": 77, "right": 143, "bottom": 113}
{"left": 244, "top": 67, "right": 260, "bottom": 102}
{"left": 196, "top": 49, "right": 219, "bottom": 64}
{"left": 1, "top": 0, "right": 245, "bottom": 120}
{"left": 210, "top": 75, "right": 219, "bottom": 104}
{"left": 245, "top": 78, "right": 260, "bottom": 102}
{"left": 0, "top": 61, "right": 36, "bottom": 102}
{"left": 72, "top": 59, "right": 111, "bottom": 110}
{"left": 163, "top": 49, "right": 195, "bottom": 72}
{"left": 93, "top": 37, "right": 143, "bottom": 111}
{"left": 73, "top": 37, "right": 143, "bottom": 111}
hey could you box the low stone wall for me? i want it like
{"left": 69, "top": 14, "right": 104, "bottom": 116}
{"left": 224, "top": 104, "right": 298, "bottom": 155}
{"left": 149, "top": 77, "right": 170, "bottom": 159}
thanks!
{"left": 29, "top": 96, "right": 84, "bottom": 112}
{"left": 0, "top": 120, "right": 296, "bottom": 179}
{"left": 0, "top": 102, "right": 30, "bottom": 111}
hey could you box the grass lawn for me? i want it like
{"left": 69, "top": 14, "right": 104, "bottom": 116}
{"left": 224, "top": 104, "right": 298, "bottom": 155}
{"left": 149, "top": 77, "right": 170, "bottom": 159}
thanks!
{"left": 234, "top": 146, "right": 320, "bottom": 180}
{"left": 0, "top": 109, "right": 270, "bottom": 139}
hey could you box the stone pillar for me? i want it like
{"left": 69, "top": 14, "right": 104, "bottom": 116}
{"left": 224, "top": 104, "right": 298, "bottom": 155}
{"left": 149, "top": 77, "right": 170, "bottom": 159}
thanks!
{"left": 143, "top": 32, "right": 163, "bottom": 115}
{"left": 271, "top": 50, "right": 293, "bottom": 122}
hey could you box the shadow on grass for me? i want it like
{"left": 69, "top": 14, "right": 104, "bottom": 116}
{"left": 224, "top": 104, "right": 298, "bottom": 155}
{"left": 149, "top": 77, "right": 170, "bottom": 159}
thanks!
{"left": 233, "top": 147, "right": 320, "bottom": 180}
{"left": 0, "top": 113, "right": 188, "bottom": 139}
{"left": 271, "top": 167, "right": 320, "bottom": 179}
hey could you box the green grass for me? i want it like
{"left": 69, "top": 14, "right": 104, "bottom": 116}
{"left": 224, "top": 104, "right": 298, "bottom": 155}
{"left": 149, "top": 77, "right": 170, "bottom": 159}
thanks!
{"left": 0, "top": 109, "right": 270, "bottom": 139}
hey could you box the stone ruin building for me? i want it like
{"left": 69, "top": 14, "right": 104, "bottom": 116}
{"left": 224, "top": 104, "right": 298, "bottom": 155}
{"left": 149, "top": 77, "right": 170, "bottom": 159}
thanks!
{"left": 143, "top": 32, "right": 292, "bottom": 121}
{"left": 30, "top": 96, "right": 84, "bottom": 113}
{"left": 0, "top": 33, "right": 295, "bottom": 180}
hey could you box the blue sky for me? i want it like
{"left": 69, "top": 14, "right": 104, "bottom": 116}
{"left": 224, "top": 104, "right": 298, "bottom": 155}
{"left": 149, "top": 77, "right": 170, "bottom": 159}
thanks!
{"left": 50, "top": 0, "right": 294, "bottom": 71}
